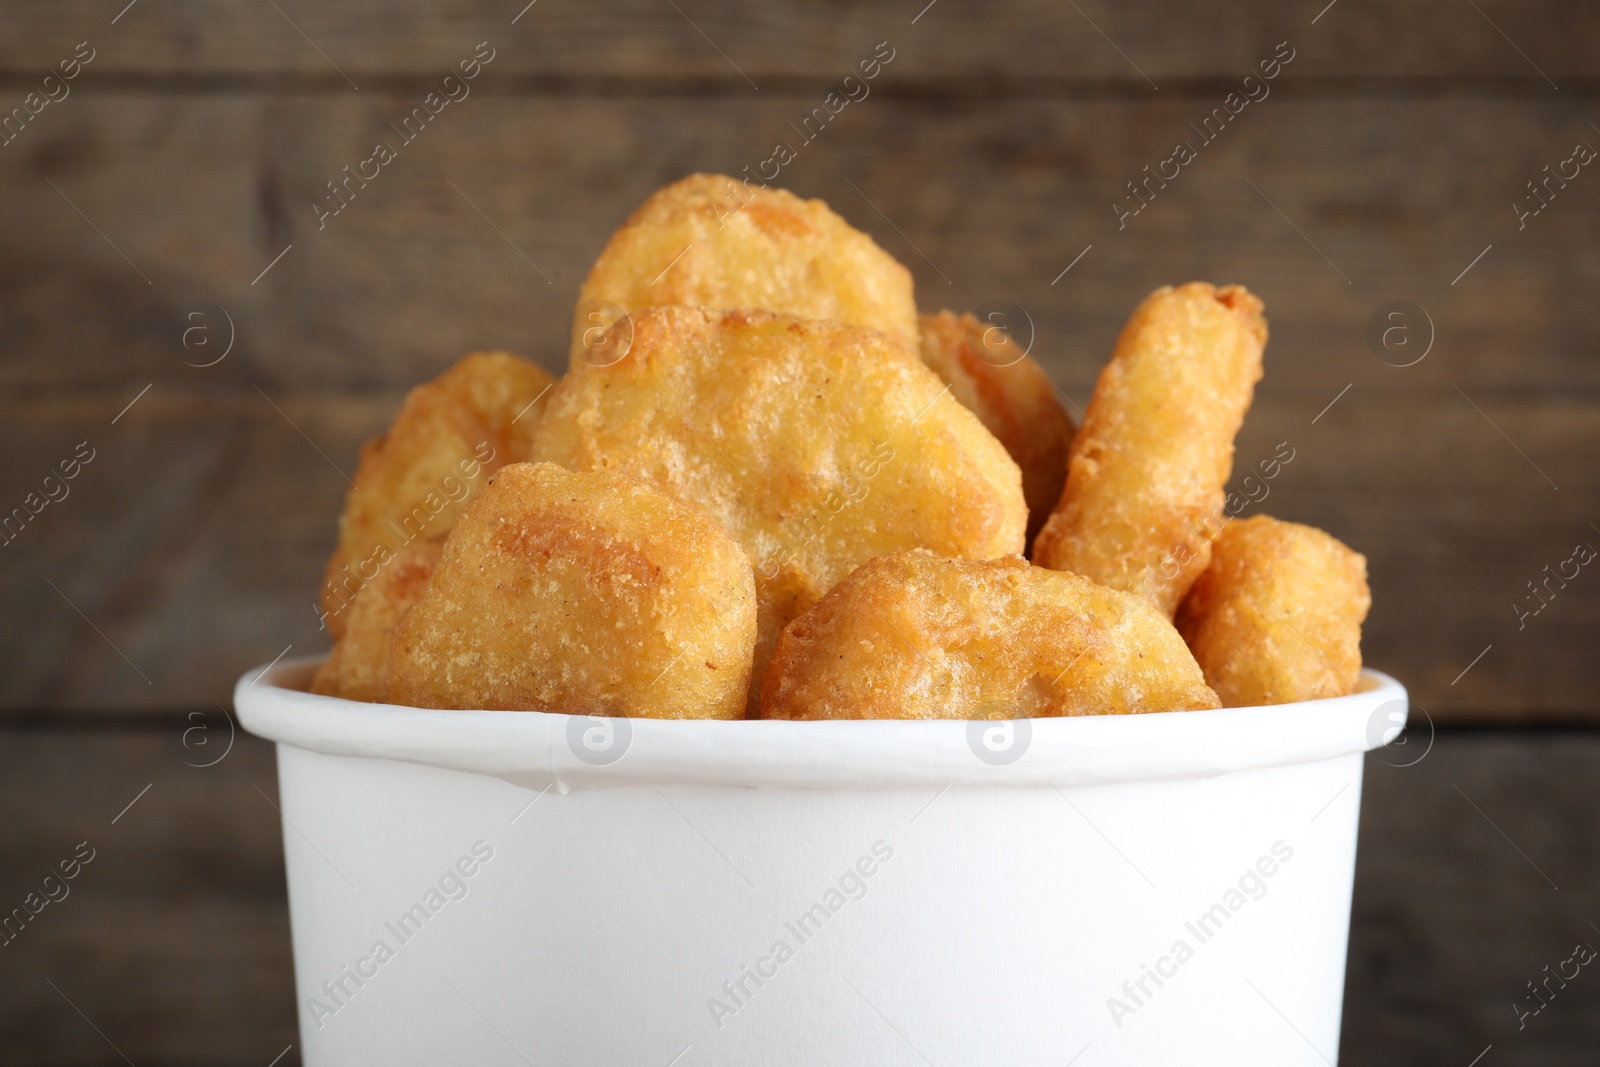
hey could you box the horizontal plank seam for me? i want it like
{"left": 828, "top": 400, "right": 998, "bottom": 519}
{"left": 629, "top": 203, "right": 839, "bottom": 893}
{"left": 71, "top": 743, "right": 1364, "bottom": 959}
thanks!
{"left": 0, "top": 713, "right": 1597, "bottom": 732}
{"left": 7, "top": 385, "right": 1600, "bottom": 412}
{"left": 0, "top": 72, "right": 1595, "bottom": 100}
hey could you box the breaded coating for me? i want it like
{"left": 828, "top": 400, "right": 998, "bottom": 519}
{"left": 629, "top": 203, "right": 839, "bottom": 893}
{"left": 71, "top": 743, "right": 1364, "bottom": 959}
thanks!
{"left": 320, "top": 352, "right": 553, "bottom": 638}
{"left": 387, "top": 463, "right": 756, "bottom": 718}
{"left": 919, "top": 310, "right": 1074, "bottom": 544}
{"left": 532, "top": 307, "right": 1026, "bottom": 709}
{"left": 311, "top": 538, "right": 442, "bottom": 703}
{"left": 1033, "top": 283, "right": 1266, "bottom": 617}
{"left": 760, "top": 550, "right": 1220, "bottom": 720}
{"left": 570, "top": 174, "right": 918, "bottom": 361}
{"left": 1175, "top": 516, "right": 1370, "bottom": 707}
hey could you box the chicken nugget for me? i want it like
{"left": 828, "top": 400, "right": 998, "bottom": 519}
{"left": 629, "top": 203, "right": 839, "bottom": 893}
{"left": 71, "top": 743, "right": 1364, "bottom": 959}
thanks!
{"left": 760, "top": 550, "right": 1219, "bottom": 720}
{"left": 532, "top": 306, "right": 1026, "bottom": 710}
{"left": 387, "top": 462, "right": 756, "bottom": 718}
{"left": 311, "top": 538, "right": 442, "bottom": 703}
{"left": 571, "top": 174, "right": 918, "bottom": 361}
{"left": 320, "top": 351, "right": 553, "bottom": 638}
{"left": 1175, "top": 515, "right": 1370, "bottom": 707}
{"left": 919, "top": 310, "right": 1074, "bottom": 544}
{"left": 1033, "top": 283, "right": 1266, "bottom": 616}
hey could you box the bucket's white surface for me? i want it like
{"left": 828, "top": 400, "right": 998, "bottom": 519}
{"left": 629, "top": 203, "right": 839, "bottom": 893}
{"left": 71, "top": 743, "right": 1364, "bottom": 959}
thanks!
{"left": 236, "top": 657, "right": 1407, "bottom": 1067}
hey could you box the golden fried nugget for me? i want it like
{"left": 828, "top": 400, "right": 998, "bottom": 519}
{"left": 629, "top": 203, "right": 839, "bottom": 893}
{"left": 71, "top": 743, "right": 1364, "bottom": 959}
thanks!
{"left": 387, "top": 462, "right": 756, "bottom": 718}
{"left": 1033, "top": 283, "right": 1266, "bottom": 617}
{"left": 919, "top": 310, "right": 1074, "bottom": 544}
{"left": 320, "top": 352, "right": 553, "bottom": 638}
{"left": 532, "top": 307, "right": 1026, "bottom": 710}
{"left": 1175, "top": 515, "right": 1370, "bottom": 707}
{"left": 760, "top": 550, "right": 1220, "bottom": 720}
{"left": 311, "top": 538, "right": 442, "bottom": 703}
{"left": 571, "top": 174, "right": 918, "bottom": 361}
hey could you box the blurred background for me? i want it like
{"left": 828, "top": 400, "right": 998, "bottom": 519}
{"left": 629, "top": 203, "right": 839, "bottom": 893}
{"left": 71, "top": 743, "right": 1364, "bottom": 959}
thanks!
{"left": 0, "top": 0, "right": 1595, "bottom": 1062}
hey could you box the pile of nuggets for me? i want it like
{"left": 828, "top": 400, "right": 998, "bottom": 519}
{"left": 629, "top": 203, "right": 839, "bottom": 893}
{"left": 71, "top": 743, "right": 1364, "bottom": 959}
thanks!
{"left": 312, "top": 174, "right": 1371, "bottom": 722}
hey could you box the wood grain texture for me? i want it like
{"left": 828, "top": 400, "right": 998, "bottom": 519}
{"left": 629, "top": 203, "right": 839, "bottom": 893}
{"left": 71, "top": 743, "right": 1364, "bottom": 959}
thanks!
{"left": 0, "top": 388, "right": 1592, "bottom": 717}
{"left": 0, "top": 1, "right": 1593, "bottom": 719}
{"left": 1342, "top": 731, "right": 1600, "bottom": 1065}
{"left": 1, "top": 727, "right": 1595, "bottom": 1064}
{"left": 0, "top": 727, "right": 298, "bottom": 1066}
{"left": 0, "top": 0, "right": 1595, "bottom": 83}
{"left": 1, "top": 7, "right": 1593, "bottom": 1067}
{"left": 2, "top": 94, "right": 1597, "bottom": 394}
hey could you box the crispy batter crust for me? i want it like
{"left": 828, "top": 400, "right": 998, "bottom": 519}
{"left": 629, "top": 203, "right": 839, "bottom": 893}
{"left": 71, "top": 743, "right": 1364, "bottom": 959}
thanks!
{"left": 919, "top": 310, "right": 1074, "bottom": 545}
{"left": 760, "top": 550, "right": 1220, "bottom": 720}
{"left": 320, "top": 352, "right": 553, "bottom": 637}
{"left": 1175, "top": 515, "right": 1370, "bottom": 707}
{"left": 311, "top": 538, "right": 442, "bottom": 703}
{"left": 571, "top": 173, "right": 918, "bottom": 360}
{"left": 387, "top": 463, "right": 756, "bottom": 717}
{"left": 532, "top": 306, "right": 1026, "bottom": 710}
{"left": 1033, "top": 283, "right": 1266, "bottom": 616}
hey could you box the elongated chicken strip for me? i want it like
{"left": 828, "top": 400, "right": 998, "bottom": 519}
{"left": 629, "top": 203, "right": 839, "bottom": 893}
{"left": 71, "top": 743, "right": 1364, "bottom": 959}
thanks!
{"left": 1033, "top": 283, "right": 1266, "bottom": 616}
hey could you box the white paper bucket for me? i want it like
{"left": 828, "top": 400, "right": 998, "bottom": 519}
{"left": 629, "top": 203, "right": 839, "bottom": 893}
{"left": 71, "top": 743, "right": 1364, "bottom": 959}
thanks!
{"left": 235, "top": 657, "right": 1406, "bottom": 1067}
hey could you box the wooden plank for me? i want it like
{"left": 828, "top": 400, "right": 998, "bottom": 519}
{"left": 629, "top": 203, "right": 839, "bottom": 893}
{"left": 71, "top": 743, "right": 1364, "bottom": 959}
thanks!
{"left": 0, "top": 71, "right": 1593, "bottom": 722}
{"left": 0, "top": 0, "right": 1595, "bottom": 83}
{"left": 1, "top": 726, "right": 1596, "bottom": 1062}
{"left": 0, "top": 389, "right": 1594, "bottom": 718}
{"left": 0, "top": 93, "right": 1595, "bottom": 396}
{"left": 0, "top": 392, "right": 384, "bottom": 712}
{"left": 1231, "top": 390, "right": 1598, "bottom": 722}
{"left": 1342, "top": 732, "right": 1600, "bottom": 1063}
{"left": 0, "top": 726, "right": 299, "bottom": 1065}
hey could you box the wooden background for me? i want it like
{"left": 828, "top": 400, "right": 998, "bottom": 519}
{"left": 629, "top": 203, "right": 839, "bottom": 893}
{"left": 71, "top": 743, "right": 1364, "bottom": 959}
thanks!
{"left": 3, "top": 729, "right": 1598, "bottom": 1066}
{"left": 0, "top": 0, "right": 1594, "bottom": 720}
{"left": 1, "top": 1, "right": 1597, "bottom": 1063}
